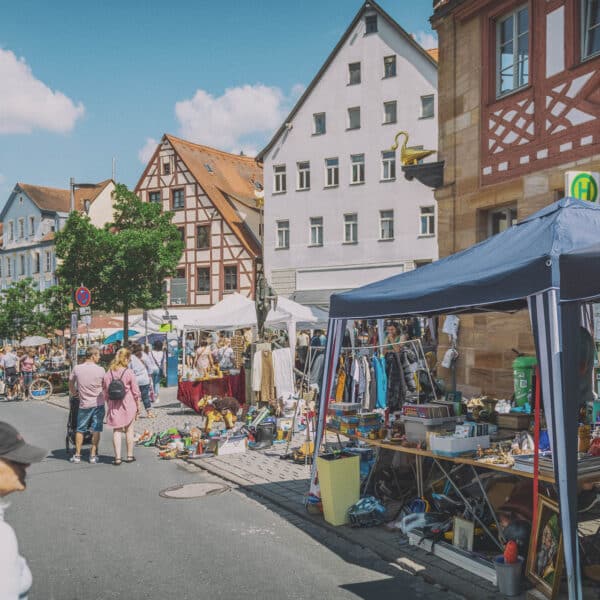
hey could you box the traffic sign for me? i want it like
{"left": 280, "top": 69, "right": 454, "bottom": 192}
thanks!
{"left": 79, "top": 306, "right": 91, "bottom": 316}
{"left": 75, "top": 286, "right": 92, "bottom": 307}
{"left": 566, "top": 171, "right": 599, "bottom": 203}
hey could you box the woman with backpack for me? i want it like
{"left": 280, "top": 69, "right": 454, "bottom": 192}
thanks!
{"left": 103, "top": 348, "right": 141, "bottom": 466}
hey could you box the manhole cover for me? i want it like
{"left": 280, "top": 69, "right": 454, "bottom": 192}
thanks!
{"left": 159, "top": 482, "right": 230, "bottom": 499}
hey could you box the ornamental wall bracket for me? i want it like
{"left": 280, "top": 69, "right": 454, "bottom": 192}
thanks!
{"left": 401, "top": 161, "right": 445, "bottom": 189}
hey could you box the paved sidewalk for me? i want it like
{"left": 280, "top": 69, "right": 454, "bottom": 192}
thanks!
{"left": 46, "top": 389, "right": 502, "bottom": 599}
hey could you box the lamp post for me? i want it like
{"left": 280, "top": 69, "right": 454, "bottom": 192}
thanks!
{"left": 68, "top": 178, "right": 97, "bottom": 367}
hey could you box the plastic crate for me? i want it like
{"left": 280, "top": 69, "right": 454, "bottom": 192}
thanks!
{"left": 429, "top": 434, "right": 490, "bottom": 457}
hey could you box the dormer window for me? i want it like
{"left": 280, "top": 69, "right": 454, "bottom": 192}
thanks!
{"left": 162, "top": 160, "right": 171, "bottom": 175}
{"left": 204, "top": 163, "right": 214, "bottom": 174}
{"left": 365, "top": 15, "right": 378, "bottom": 34}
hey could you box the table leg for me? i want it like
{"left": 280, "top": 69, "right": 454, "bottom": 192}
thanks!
{"left": 470, "top": 466, "right": 505, "bottom": 544}
{"left": 433, "top": 458, "right": 503, "bottom": 551}
{"left": 416, "top": 455, "right": 424, "bottom": 498}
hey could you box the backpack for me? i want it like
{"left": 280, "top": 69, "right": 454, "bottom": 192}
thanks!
{"left": 107, "top": 369, "right": 127, "bottom": 401}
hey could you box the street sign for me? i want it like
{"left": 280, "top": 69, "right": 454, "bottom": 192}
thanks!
{"left": 565, "top": 171, "right": 599, "bottom": 203}
{"left": 79, "top": 306, "right": 91, "bottom": 316}
{"left": 82, "top": 315, "right": 92, "bottom": 325}
{"left": 75, "top": 286, "right": 92, "bottom": 307}
{"left": 70, "top": 311, "right": 78, "bottom": 332}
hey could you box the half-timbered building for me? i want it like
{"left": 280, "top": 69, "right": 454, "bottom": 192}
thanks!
{"left": 135, "top": 134, "right": 262, "bottom": 307}
{"left": 431, "top": 0, "right": 600, "bottom": 396}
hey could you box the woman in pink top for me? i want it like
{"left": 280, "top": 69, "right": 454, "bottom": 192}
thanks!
{"left": 103, "top": 348, "right": 141, "bottom": 465}
{"left": 19, "top": 350, "right": 36, "bottom": 393}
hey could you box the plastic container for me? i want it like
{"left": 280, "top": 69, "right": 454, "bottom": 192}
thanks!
{"left": 429, "top": 434, "right": 490, "bottom": 457}
{"left": 494, "top": 555, "right": 523, "bottom": 596}
{"left": 401, "top": 416, "right": 459, "bottom": 442}
{"left": 513, "top": 356, "right": 537, "bottom": 406}
{"left": 316, "top": 453, "right": 360, "bottom": 526}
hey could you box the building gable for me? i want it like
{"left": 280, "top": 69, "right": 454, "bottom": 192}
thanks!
{"left": 257, "top": 0, "right": 438, "bottom": 163}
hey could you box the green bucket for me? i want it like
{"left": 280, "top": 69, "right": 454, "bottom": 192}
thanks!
{"left": 513, "top": 356, "right": 537, "bottom": 406}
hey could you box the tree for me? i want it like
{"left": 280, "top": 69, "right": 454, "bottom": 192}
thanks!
{"left": 42, "top": 284, "right": 73, "bottom": 335}
{"left": 55, "top": 183, "right": 184, "bottom": 343}
{"left": 0, "top": 279, "right": 46, "bottom": 341}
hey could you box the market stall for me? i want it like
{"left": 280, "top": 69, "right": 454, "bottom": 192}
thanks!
{"left": 311, "top": 198, "right": 600, "bottom": 599}
{"left": 177, "top": 371, "right": 246, "bottom": 412}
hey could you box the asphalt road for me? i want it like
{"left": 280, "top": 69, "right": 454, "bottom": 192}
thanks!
{"left": 0, "top": 400, "right": 448, "bottom": 600}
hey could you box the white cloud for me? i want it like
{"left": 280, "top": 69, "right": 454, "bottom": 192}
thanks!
{"left": 0, "top": 48, "right": 85, "bottom": 134}
{"left": 138, "top": 137, "right": 158, "bottom": 163}
{"left": 414, "top": 30, "right": 438, "bottom": 50}
{"left": 174, "top": 84, "right": 297, "bottom": 156}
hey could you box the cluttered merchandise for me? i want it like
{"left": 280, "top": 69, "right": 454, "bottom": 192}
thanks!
{"left": 311, "top": 314, "right": 600, "bottom": 599}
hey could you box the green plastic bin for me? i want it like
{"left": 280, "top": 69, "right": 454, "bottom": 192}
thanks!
{"left": 513, "top": 355, "right": 537, "bottom": 406}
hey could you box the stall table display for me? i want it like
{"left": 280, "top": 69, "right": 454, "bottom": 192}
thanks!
{"left": 177, "top": 371, "right": 245, "bottom": 412}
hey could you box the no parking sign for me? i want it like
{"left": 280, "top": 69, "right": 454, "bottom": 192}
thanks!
{"left": 75, "top": 286, "right": 91, "bottom": 307}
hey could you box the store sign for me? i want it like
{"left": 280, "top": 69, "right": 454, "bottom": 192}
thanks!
{"left": 565, "top": 171, "right": 599, "bottom": 203}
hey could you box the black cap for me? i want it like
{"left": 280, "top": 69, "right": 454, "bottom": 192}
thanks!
{"left": 0, "top": 422, "right": 47, "bottom": 464}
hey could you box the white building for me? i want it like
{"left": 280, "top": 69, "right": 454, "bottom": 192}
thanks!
{"left": 257, "top": 0, "right": 439, "bottom": 308}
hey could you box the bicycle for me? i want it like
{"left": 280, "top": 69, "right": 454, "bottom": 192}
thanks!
{"left": 28, "top": 373, "right": 53, "bottom": 401}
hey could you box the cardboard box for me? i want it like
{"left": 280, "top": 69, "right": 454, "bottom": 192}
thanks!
{"left": 215, "top": 435, "right": 247, "bottom": 456}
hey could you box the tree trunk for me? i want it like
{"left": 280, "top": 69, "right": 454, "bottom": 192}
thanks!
{"left": 123, "top": 301, "right": 129, "bottom": 346}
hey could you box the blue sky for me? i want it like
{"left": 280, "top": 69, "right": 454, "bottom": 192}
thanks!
{"left": 0, "top": 0, "right": 437, "bottom": 202}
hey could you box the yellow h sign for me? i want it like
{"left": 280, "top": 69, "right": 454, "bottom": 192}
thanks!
{"left": 567, "top": 172, "right": 599, "bottom": 203}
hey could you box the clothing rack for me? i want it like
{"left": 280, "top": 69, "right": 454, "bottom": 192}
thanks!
{"left": 338, "top": 337, "right": 437, "bottom": 402}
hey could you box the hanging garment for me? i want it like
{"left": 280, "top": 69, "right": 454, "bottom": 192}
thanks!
{"left": 261, "top": 350, "right": 275, "bottom": 402}
{"left": 231, "top": 335, "right": 245, "bottom": 369}
{"left": 351, "top": 355, "right": 361, "bottom": 404}
{"left": 335, "top": 356, "right": 346, "bottom": 401}
{"left": 385, "top": 351, "right": 405, "bottom": 411}
{"left": 252, "top": 350, "right": 262, "bottom": 393}
{"left": 400, "top": 347, "right": 418, "bottom": 392}
{"left": 272, "top": 348, "right": 294, "bottom": 400}
{"left": 308, "top": 350, "right": 325, "bottom": 391}
{"left": 360, "top": 356, "right": 372, "bottom": 410}
{"left": 372, "top": 355, "right": 388, "bottom": 409}
{"left": 368, "top": 364, "right": 377, "bottom": 410}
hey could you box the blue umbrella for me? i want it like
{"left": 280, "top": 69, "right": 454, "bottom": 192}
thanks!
{"left": 103, "top": 329, "right": 139, "bottom": 344}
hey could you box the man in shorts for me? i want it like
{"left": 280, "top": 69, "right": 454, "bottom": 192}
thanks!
{"left": 68, "top": 346, "right": 105, "bottom": 464}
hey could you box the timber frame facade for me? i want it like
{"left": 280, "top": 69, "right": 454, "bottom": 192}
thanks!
{"left": 431, "top": 0, "right": 600, "bottom": 397}
{"left": 135, "top": 134, "right": 262, "bottom": 307}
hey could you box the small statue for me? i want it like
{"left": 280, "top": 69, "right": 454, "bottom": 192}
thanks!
{"left": 255, "top": 264, "right": 277, "bottom": 342}
{"left": 391, "top": 131, "right": 436, "bottom": 166}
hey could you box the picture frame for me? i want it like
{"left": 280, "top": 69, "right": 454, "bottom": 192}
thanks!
{"left": 526, "top": 496, "right": 564, "bottom": 599}
{"left": 452, "top": 516, "right": 475, "bottom": 552}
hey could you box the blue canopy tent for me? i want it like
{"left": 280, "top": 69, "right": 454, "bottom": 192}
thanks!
{"left": 311, "top": 198, "right": 600, "bottom": 599}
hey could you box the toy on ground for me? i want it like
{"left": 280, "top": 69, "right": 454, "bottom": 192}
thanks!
{"left": 197, "top": 395, "right": 240, "bottom": 433}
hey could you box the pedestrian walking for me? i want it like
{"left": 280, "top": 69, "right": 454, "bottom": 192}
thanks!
{"left": 130, "top": 344, "right": 155, "bottom": 419}
{"left": 148, "top": 341, "right": 164, "bottom": 404}
{"left": 68, "top": 346, "right": 105, "bottom": 464}
{"left": 19, "top": 350, "right": 36, "bottom": 395}
{"left": 103, "top": 348, "right": 141, "bottom": 466}
{"left": 1, "top": 346, "right": 20, "bottom": 401}
{"left": 0, "top": 421, "right": 46, "bottom": 600}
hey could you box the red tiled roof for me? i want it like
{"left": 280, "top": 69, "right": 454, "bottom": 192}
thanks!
{"left": 163, "top": 134, "right": 262, "bottom": 258}
{"left": 426, "top": 48, "right": 439, "bottom": 62}
{"left": 17, "top": 180, "right": 112, "bottom": 214}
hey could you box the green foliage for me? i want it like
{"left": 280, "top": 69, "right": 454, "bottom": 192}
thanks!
{"left": 55, "top": 183, "right": 184, "bottom": 339}
{"left": 0, "top": 279, "right": 46, "bottom": 340}
{"left": 42, "top": 284, "right": 73, "bottom": 333}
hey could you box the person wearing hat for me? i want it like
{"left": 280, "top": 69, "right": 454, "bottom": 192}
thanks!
{"left": 0, "top": 421, "right": 46, "bottom": 600}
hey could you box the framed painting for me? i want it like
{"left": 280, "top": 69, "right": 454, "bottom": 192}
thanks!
{"left": 526, "top": 496, "right": 564, "bottom": 599}
{"left": 453, "top": 517, "right": 475, "bottom": 552}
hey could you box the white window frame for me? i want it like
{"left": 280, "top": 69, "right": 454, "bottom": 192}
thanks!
{"left": 383, "top": 55, "right": 396, "bottom": 78}
{"left": 419, "top": 206, "right": 436, "bottom": 237}
{"left": 325, "top": 158, "right": 339, "bottom": 187}
{"left": 309, "top": 217, "right": 323, "bottom": 247}
{"left": 348, "top": 107, "right": 361, "bottom": 130}
{"left": 19, "top": 254, "right": 25, "bottom": 276}
{"left": 33, "top": 252, "right": 40, "bottom": 274}
{"left": 18, "top": 218, "right": 24, "bottom": 240}
{"left": 420, "top": 95, "right": 435, "bottom": 119}
{"left": 223, "top": 265, "right": 238, "bottom": 292}
{"left": 488, "top": 205, "right": 518, "bottom": 237}
{"left": 313, "top": 112, "right": 326, "bottom": 135}
{"left": 6, "top": 257, "right": 11, "bottom": 278}
{"left": 172, "top": 188, "right": 185, "bottom": 210}
{"left": 496, "top": 5, "right": 529, "bottom": 98}
{"left": 379, "top": 210, "right": 394, "bottom": 240}
{"left": 365, "top": 14, "right": 378, "bottom": 34}
{"left": 273, "top": 165, "right": 287, "bottom": 193}
{"left": 381, "top": 151, "right": 396, "bottom": 180}
{"left": 383, "top": 101, "right": 397, "bottom": 124}
{"left": 276, "top": 220, "right": 290, "bottom": 249}
{"left": 149, "top": 190, "right": 161, "bottom": 203}
{"left": 45, "top": 251, "right": 52, "bottom": 272}
{"left": 348, "top": 62, "right": 361, "bottom": 85}
{"left": 196, "top": 267, "right": 210, "bottom": 293}
{"left": 350, "top": 154, "right": 365, "bottom": 184}
{"left": 29, "top": 216, "right": 35, "bottom": 236}
{"left": 7, "top": 221, "right": 13, "bottom": 242}
{"left": 343, "top": 213, "right": 358, "bottom": 244}
{"left": 297, "top": 161, "right": 311, "bottom": 190}
{"left": 582, "top": 0, "right": 600, "bottom": 60}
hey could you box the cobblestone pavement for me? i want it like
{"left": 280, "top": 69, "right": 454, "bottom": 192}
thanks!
{"left": 46, "top": 387, "right": 509, "bottom": 600}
